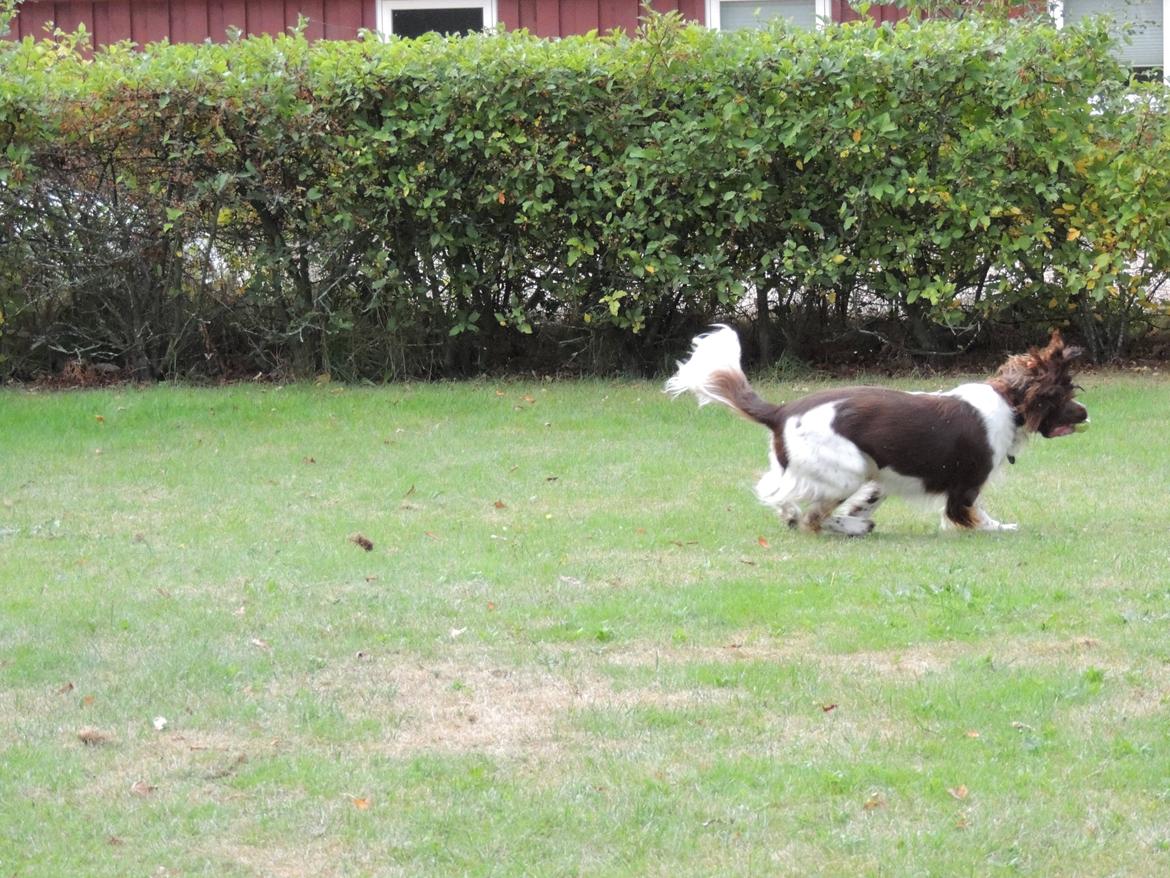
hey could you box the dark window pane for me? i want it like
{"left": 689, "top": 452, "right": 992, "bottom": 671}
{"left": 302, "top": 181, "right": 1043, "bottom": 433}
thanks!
{"left": 392, "top": 8, "right": 484, "bottom": 38}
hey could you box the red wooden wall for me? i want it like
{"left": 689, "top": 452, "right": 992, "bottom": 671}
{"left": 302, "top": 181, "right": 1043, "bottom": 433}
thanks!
{"left": 498, "top": 0, "right": 706, "bottom": 38}
{"left": 832, "top": 0, "right": 909, "bottom": 25}
{"left": 4, "top": 1, "right": 911, "bottom": 47}
{"left": 3, "top": 1, "right": 375, "bottom": 45}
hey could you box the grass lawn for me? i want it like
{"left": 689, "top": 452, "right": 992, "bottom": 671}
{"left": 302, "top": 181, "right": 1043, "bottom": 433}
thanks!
{"left": 2, "top": 370, "right": 1169, "bottom": 876}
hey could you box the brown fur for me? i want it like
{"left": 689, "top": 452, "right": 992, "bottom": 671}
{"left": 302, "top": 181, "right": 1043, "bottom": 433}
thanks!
{"left": 989, "top": 330, "right": 1086, "bottom": 438}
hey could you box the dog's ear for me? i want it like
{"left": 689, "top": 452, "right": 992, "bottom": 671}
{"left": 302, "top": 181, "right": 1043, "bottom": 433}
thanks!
{"left": 1062, "top": 344, "right": 1085, "bottom": 363}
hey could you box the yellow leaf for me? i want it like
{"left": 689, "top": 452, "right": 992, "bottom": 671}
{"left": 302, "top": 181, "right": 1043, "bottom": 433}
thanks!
{"left": 831, "top": 254, "right": 847, "bottom": 265}
{"left": 852, "top": 129, "right": 862, "bottom": 143}
{"left": 1066, "top": 228, "right": 1081, "bottom": 241}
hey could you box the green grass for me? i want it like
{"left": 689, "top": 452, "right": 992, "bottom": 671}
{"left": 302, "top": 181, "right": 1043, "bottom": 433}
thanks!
{"left": 2, "top": 372, "right": 1169, "bottom": 876}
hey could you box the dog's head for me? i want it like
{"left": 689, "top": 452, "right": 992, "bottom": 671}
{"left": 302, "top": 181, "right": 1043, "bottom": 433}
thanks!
{"left": 993, "top": 330, "right": 1089, "bottom": 438}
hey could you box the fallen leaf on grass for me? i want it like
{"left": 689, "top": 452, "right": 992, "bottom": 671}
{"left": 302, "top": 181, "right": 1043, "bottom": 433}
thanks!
{"left": 351, "top": 796, "right": 371, "bottom": 810}
{"left": 152, "top": 716, "right": 168, "bottom": 731}
{"left": 82, "top": 694, "right": 96, "bottom": 707}
{"left": 57, "top": 681, "right": 75, "bottom": 695}
{"left": 758, "top": 536, "right": 770, "bottom": 548}
{"left": 424, "top": 531, "right": 439, "bottom": 541}
{"left": 78, "top": 727, "right": 112, "bottom": 746}
{"left": 822, "top": 703, "right": 838, "bottom": 713}
{"left": 947, "top": 785, "right": 969, "bottom": 801}
{"left": 493, "top": 500, "right": 507, "bottom": 509}
{"left": 250, "top": 638, "right": 271, "bottom": 650}
{"left": 863, "top": 793, "right": 886, "bottom": 811}
{"left": 349, "top": 534, "right": 374, "bottom": 552}
{"left": 965, "top": 730, "right": 981, "bottom": 739}
{"left": 130, "top": 780, "right": 156, "bottom": 797}
{"left": 107, "top": 836, "right": 125, "bottom": 846}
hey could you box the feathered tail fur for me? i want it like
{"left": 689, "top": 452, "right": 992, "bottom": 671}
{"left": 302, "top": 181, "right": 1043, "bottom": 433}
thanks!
{"left": 664, "top": 326, "right": 783, "bottom": 429}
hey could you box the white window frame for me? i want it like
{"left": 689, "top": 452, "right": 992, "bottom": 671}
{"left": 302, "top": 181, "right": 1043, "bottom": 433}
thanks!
{"left": 376, "top": 0, "right": 499, "bottom": 39}
{"left": 1051, "top": 0, "right": 1169, "bottom": 82}
{"left": 705, "top": 0, "right": 833, "bottom": 32}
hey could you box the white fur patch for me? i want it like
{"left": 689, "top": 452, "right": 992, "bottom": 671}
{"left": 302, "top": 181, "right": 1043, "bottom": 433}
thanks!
{"left": 944, "top": 383, "right": 1022, "bottom": 470}
{"left": 663, "top": 325, "right": 743, "bottom": 407}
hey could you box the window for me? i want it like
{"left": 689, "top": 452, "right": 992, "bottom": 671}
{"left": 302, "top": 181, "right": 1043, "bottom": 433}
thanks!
{"left": 706, "top": 0, "right": 831, "bottom": 32}
{"left": 1057, "top": 0, "right": 1167, "bottom": 79}
{"left": 377, "top": 1, "right": 497, "bottom": 39}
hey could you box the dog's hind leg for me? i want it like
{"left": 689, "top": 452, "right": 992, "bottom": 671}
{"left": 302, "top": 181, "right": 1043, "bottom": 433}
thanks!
{"left": 839, "top": 481, "right": 885, "bottom": 521}
{"left": 800, "top": 498, "right": 872, "bottom": 536}
{"left": 803, "top": 482, "right": 882, "bottom": 536}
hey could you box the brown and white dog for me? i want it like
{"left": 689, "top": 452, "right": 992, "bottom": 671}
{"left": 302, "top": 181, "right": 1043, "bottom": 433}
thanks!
{"left": 666, "top": 327, "right": 1088, "bottom": 535}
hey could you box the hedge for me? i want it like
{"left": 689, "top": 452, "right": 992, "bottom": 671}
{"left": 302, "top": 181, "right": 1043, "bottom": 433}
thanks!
{"left": 1, "top": 10, "right": 1168, "bottom": 379}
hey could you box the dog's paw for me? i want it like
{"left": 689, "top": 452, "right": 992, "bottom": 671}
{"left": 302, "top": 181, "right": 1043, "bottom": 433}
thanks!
{"left": 823, "top": 515, "right": 875, "bottom": 537}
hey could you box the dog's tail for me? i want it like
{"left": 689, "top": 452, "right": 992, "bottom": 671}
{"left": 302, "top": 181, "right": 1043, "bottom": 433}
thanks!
{"left": 664, "top": 326, "right": 783, "bottom": 429}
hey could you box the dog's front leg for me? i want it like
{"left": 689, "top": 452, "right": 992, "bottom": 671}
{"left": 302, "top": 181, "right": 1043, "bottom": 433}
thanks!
{"left": 942, "top": 506, "right": 1018, "bottom": 532}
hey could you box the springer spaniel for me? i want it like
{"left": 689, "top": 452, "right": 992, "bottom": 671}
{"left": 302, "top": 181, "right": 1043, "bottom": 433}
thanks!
{"left": 666, "top": 327, "right": 1088, "bottom": 535}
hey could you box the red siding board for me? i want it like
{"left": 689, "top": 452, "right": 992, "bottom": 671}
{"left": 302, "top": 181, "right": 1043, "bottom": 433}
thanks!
{"left": 497, "top": 0, "right": 520, "bottom": 29}
{"left": 323, "top": 0, "right": 363, "bottom": 39}
{"left": 533, "top": 0, "right": 561, "bottom": 37}
{"left": 297, "top": 0, "right": 327, "bottom": 40}
{"left": 217, "top": 1, "right": 248, "bottom": 38}
{"left": 51, "top": 2, "right": 93, "bottom": 39}
{"left": 560, "top": 0, "right": 599, "bottom": 35}
{"left": 172, "top": 0, "right": 211, "bottom": 43}
{"left": 134, "top": 2, "right": 172, "bottom": 45}
{"left": 516, "top": 0, "right": 539, "bottom": 31}
{"left": 598, "top": 0, "right": 638, "bottom": 35}
{"left": 102, "top": 1, "right": 134, "bottom": 44}
{"left": 250, "top": 3, "right": 284, "bottom": 37}
{"left": 677, "top": 0, "right": 704, "bottom": 23}
{"left": 15, "top": 5, "right": 57, "bottom": 40}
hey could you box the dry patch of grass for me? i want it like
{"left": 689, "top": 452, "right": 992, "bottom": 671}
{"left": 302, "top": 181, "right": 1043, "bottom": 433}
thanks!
{"left": 316, "top": 652, "right": 732, "bottom": 758}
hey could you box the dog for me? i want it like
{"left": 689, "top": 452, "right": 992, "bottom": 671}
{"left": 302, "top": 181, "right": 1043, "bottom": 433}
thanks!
{"left": 666, "top": 326, "right": 1088, "bottom": 535}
